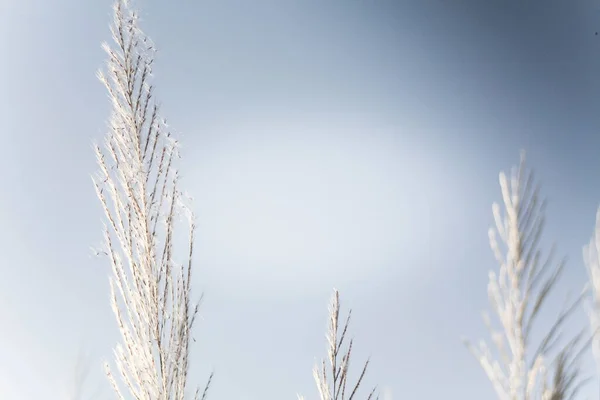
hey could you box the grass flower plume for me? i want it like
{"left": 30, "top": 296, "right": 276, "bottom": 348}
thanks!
{"left": 299, "top": 289, "right": 377, "bottom": 400}
{"left": 93, "top": 1, "right": 211, "bottom": 399}
{"left": 464, "top": 152, "right": 587, "bottom": 400}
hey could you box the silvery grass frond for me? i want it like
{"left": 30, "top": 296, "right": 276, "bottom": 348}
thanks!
{"left": 298, "top": 289, "right": 378, "bottom": 400}
{"left": 463, "top": 151, "right": 587, "bottom": 400}
{"left": 93, "top": 0, "right": 211, "bottom": 399}
{"left": 583, "top": 207, "right": 600, "bottom": 381}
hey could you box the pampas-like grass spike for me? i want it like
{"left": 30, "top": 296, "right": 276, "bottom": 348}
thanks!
{"left": 464, "top": 152, "right": 587, "bottom": 400}
{"left": 93, "top": 1, "right": 211, "bottom": 399}
{"left": 299, "top": 289, "right": 377, "bottom": 400}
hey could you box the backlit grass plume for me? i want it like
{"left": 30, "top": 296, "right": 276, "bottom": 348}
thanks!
{"left": 464, "top": 152, "right": 587, "bottom": 400}
{"left": 93, "top": 0, "right": 211, "bottom": 399}
{"left": 299, "top": 289, "right": 378, "bottom": 400}
{"left": 582, "top": 205, "right": 600, "bottom": 383}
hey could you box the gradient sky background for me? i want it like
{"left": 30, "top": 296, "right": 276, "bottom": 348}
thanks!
{"left": 1, "top": 0, "right": 600, "bottom": 399}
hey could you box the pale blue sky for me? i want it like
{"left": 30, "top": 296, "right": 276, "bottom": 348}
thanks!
{"left": 1, "top": 0, "right": 600, "bottom": 399}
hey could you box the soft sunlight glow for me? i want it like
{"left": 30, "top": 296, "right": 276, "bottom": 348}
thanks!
{"left": 191, "top": 116, "right": 444, "bottom": 295}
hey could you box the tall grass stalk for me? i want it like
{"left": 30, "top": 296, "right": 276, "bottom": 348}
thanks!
{"left": 300, "top": 289, "right": 377, "bottom": 400}
{"left": 464, "top": 152, "right": 587, "bottom": 400}
{"left": 93, "top": 0, "right": 211, "bottom": 399}
{"left": 582, "top": 206, "right": 600, "bottom": 389}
